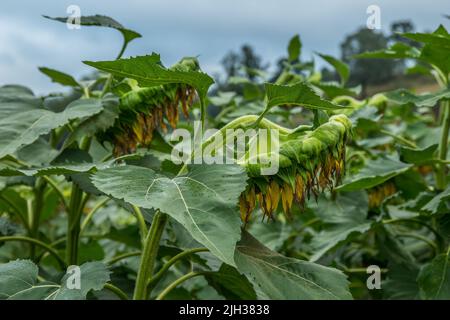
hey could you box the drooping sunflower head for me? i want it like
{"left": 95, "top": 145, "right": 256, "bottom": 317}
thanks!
{"left": 239, "top": 114, "right": 352, "bottom": 222}
{"left": 101, "top": 58, "right": 200, "bottom": 156}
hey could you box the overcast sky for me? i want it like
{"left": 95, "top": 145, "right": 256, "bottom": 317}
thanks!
{"left": 1, "top": 0, "right": 449, "bottom": 93}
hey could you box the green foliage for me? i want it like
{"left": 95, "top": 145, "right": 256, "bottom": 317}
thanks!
{"left": 84, "top": 54, "right": 214, "bottom": 101}
{"left": 0, "top": 260, "right": 110, "bottom": 300}
{"left": 38, "top": 67, "right": 81, "bottom": 88}
{"left": 0, "top": 12, "right": 449, "bottom": 302}
{"left": 235, "top": 231, "right": 352, "bottom": 299}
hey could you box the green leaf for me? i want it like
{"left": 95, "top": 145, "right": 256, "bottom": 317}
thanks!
{"left": 54, "top": 262, "right": 110, "bottom": 299}
{"left": 0, "top": 98, "right": 104, "bottom": 159}
{"left": 0, "top": 260, "right": 110, "bottom": 300}
{"left": 385, "top": 88, "right": 450, "bottom": 107}
{"left": 0, "top": 85, "right": 41, "bottom": 119}
{"left": 92, "top": 164, "right": 247, "bottom": 265}
{"left": 421, "top": 185, "right": 450, "bottom": 215}
{"left": 287, "top": 35, "right": 301, "bottom": 62}
{"left": 0, "top": 161, "right": 110, "bottom": 177}
{"left": 0, "top": 260, "right": 50, "bottom": 299}
{"left": 65, "top": 94, "right": 120, "bottom": 146}
{"left": 418, "top": 249, "right": 450, "bottom": 299}
{"left": 38, "top": 67, "right": 81, "bottom": 88}
{"left": 309, "top": 191, "right": 372, "bottom": 262}
{"left": 313, "top": 82, "right": 360, "bottom": 99}
{"left": 354, "top": 42, "right": 420, "bottom": 59}
{"left": 336, "top": 157, "right": 412, "bottom": 192}
{"left": 84, "top": 54, "right": 214, "bottom": 101}
{"left": 16, "top": 138, "right": 60, "bottom": 166}
{"left": 316, "top": 53, "right": 350, "bottom": 85}
{"left": 248, "top": 221, "right": 291, "bottom": 251}
{"left": 44, "top": 14, "right": 141, "bottom": 47}
{"left": 383, "top": 263, "right": 420, "bottom": 299}
{"left": 402, "top": 27, "right": 450, "bottom": 50}
{"left": 205, "top": 264, "right": 257, "bottom": 300}
{"left": 399, "top": 144, "right": 438, "bottom": 165}
{"left": 414, "top": 26, "right": 450, "bottom": 76}
{"left": 265, "top": 83, "right": 346, "bottom": 110}
{"left": 234, "top": 231, "right": 352, "bottom": 300}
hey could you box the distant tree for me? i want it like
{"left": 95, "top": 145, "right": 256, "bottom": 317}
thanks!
{"left": 320, "top": 67, "right": 338, "bottom": 82}
{"left": 221, "top": 51, "right": 240, "bottom": 79}
{"left": 221, "top": 44, "right": 267, "bottom": 80}
{"left": 390, "top": 20, "right": 419, "bottom": 49}
{"left": 340, "top": 27, "right": 401, "bottom": 90}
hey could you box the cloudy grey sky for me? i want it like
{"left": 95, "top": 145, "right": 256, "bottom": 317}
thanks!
{"left": 1, "top": 0, "right": 449, "bottom": 93}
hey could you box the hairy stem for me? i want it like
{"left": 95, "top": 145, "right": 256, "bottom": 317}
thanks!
{"left": 66, "top": 183, "right": 83, "bottom": 266}
{"left": 133, "top": 211, "right": 168, "bottom": 300}
{"left": 436, "top": 100, "right": 450, "bottom": 190}
{"left": 29, "top": 178, "right": 46, "bottom": 260}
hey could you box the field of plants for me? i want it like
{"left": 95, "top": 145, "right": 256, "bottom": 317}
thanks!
{"left": 0, "top": 13, "right": 450, "bottom": 301}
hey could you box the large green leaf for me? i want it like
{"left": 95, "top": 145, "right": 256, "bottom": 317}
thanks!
{"left": 316, "top": 53, "right": 350, "bottom": 85}
{"left": 418, "top": 250, "right": 450, "bottom": 299}
{"left": 0, "top": 98, "right": 104, "bottom": 159}
{"left": 92, "top": 164, "right": 247, "bottom": 265}
{"left": 84, "top": 54, "right": 214, "bottom": 101}
{"left": 385, "top": 88, "right": 450, "bottom": 107}
{"left": 265, "top": 83, "right": 346, "bottom": 110}
{"left": 336, "top": 157, "right": 412, "bottom": 192}
{"left": 38, "top": 67, "right": 81, "bottom": 88}
{"left": 44, "top": 14, "right": 141, "bottom": 47}
{"left": 309, "top": 191, "right": 372, "bottom": 262}
{"left": 234, "top": 231, "right": 352, "bottom": 300}
{"left": 0, "top": 260, "right": 110, "bottom": 300}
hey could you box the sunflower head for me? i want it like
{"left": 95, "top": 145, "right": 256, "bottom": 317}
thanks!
{"left": 239, "top": 114, "right": 352, "bottom": 222}
{"left": 101, "top": 58, "right": 201, "bottom": 156}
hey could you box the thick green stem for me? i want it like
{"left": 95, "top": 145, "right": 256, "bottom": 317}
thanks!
{"left": 29, "top": 178, "right": 46, "bottom": 260}
{"left": 178, "top": 114, "right": 293, "bottom": 174}
{"left": 132, "top": 205, "right": 149, "bottom": 246}
{"left": 65, "top": 136, "right": 92, "bottom": 266}
{"left": 66, "top": 183, "right": 83, "bottom": 266}
{"left": 436, "top": 100, "right": 450, "bottom": 190}
{"left": 133, "top": 211, "right": 168, "bottom": 300}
